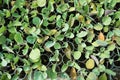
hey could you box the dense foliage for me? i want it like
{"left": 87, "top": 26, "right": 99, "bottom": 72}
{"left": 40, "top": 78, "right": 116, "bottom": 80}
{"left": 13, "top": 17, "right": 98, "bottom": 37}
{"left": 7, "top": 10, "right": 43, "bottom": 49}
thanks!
{"left": 0, "top": 0, "right": 120, "bottom": 80}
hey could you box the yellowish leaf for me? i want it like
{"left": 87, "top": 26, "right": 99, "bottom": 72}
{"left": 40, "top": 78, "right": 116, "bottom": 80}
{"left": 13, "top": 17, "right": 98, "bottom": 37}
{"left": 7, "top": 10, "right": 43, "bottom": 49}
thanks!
{"left": 86, "top": 59, "right": 95, "bottom": 69}
{"left": 64, "top": 45, "right": 72, "bottom": 59}
{"left": 98, "top": 32, "right": 105, "bottom": 41}
{"left": 11, "top": 1, "right": 15, "bottom": 6}
{"left": 50, "top": 29, "right": 57, "bottom": 35}
{"left": 78, "top": 15, "right": 84, "bottom": 22}
{"left": 70, "top": 67, "right": 77, "bottom": 80}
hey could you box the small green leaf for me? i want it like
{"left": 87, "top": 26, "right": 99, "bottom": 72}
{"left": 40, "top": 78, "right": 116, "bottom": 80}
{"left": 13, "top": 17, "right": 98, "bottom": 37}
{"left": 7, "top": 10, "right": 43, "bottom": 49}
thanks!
{"left": 0, "top": 26, "right": 6, "bottom": 35}
{"left": 0, "top": 35, "right": 6, "bottom": 44}
{"left": 94, "top": 23, "right": 103, "bottom": 31}
{"left": 57, "top": 4, "right": 69, "bottom": 13}
{"left": 56, "top": 35, "right": 64, "bottom": 41}
{"left": 100, "top": 51, "right": 110, "bottom": 59}
{"left": 80, "top": 0, "right": 87, "bottom": 6}
{"left": 86, "top": 72, "right": 97, "bottom": 80}
{"left": 98, "top": 8, "right": 104, "bottom": 17}
{"left": 102, "top": 16, "right": 112, "bottom": 25}
{"left": 105, "top": 69, "right": 116, "bottom": 76}
{"left": 77, "top": 31, "right": 88, "bottom": 38}
{"left": 107, "top": 43, "right": 116, "bottom": 51}
{"left": 109, "top": 0, "right": 117, "bottom": 8}
{"left": 37, "top": 0, "right": 46, "bottom": 7}
{"left": 113, "top": 29, "right": 120, "bottom": 36}
{"left": 32, "top": 17, "right": 41, "bottom": 26}
{"left": 62, "top": 23, "right": 69, "bottom": 32}
{"left": 54, "top": 42, "right": 61, "bottom": 49}
{"left": 115, "top": 37, "right": 120, "bottom": 46}
{"left": 26, "top": 36, "right": 36, "bottom": 44}
{"left": 14, "top": 32, "right": 23, "bottom": 44}
{"left": 45, "top": 41, "right": 55, "bottom": 48}
{"left": 61, "top": 64, "right": 68, "bottom": 72}
{"left": 92, "top": 40, "right": 108, "bottom": 47}
{"left": 1, "top": 59, "right": 7, "bottom": 67}
{"left": 13, "top": 21, "right": 22, "bottom": 26}
{"left": 33, "top": 71, "right": 44, "bottom": 80}
{"left": 74, "top": 62, "right": 81, "bottom": 70}
{"left": 47, "top": 69, "right": 57, "bottom": 79}
{"left": 29, "top": 48, "right": 40, "bottom": 62}
{"left": 98, "top": 73, "right": 107, "bottom": 80}
{"left": 73, "top": 51, "right": 81, "bottom": 60}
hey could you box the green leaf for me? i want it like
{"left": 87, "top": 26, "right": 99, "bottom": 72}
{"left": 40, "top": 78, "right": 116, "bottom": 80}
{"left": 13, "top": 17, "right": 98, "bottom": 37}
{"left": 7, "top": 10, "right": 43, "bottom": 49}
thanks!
{"left": 62, "top": 23, "right": 69, "bottom": 32}
{"left": 87, "top": 30, "right": 95, "bottom": 43}
{"left": 47, "top": 69, "right": 57, "bottom": 79}
{"left": 61, "top": 64, "right": 68, "bottom": 72}
{"left": 1, "top": 58, "right": 7, "bottom": 67}
{"left": 80, "top": 0, "right": 87, "bottom": 6}
{"left": 0, "top": 35, "right": 6, "bottom": 44}
{"left": 32, "top": 17, "right": 41, "bottom": 26}
{"left": 86, "top": 72, "right": 97, "bottom": 80}
{"left": 56, "top": 35, "right": 64, "bottom": 41}
{"left": 94, "top": 23, "right": 103, "bottom": 31}
{"left": 4, "top": 0, "right": 10, "bottom": 5}
{"left": 77, "top": 31, "right": 88, "bottom": 38}
{"left": 14, "top": 32, "right": 23, "bottom": 44}
{"left": 98, "top": 73, "right": 107, "bottom": 80}
{"left": 109, "top": 0, "right": 117, "bottom": 8}
{"left": 98, "top": 65, "right": 106, "bottom": 72}
{"left": 57, "top": 4, "right": 69, "bottom": 13}
{"left": 37, "top": 0, "right": 46, "bottom": 7}
{"left": 73, "top": 51, "right": 81, "bottom": 60}
{"left": 113, "top": 29, "right": 120, "bottom": 36}
{"left": 13, "top": 21, "right": 22, "bottom": 26}
{"left": 74, "top": 62, "right": 81, "bottom": 70}
{"left": 45, "top": 41, "right": 55, "bottom": 48}
{"left": 100, "top": 51, "right": 110, "bottom": 59}
{"left": 115, "top": 37, "right": 120, "bottom": 46}
{"left": 0, "top": 26, "right": 6, "bottom": 35}
{"left": 107, "top": 43, "right": 116, "bottom": 51}
{"left": 77, "top": 75, "right": 85, "bottom": 80}
{"left": 33, "top": 71, "right": 44, "bottom": 80}
{"left": 26, "top": 36, "right": 36, "bottom": 44}
{"left": 102, "top": 16, "right": 112, "bottom": 25}
{"left": 29, "top": 48, "right": 40, "bottom": 62}
{"left": 105, "top": 69, "right": 116, "bottom": 76}
{"left": 92, "top": 40, "right": 108, "bottom": 47}
{"left": 54, "top": 42, "right": 61, "bottom": 49}
{"left": 98, "top": 8, "right": 104, "bottom": 17}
